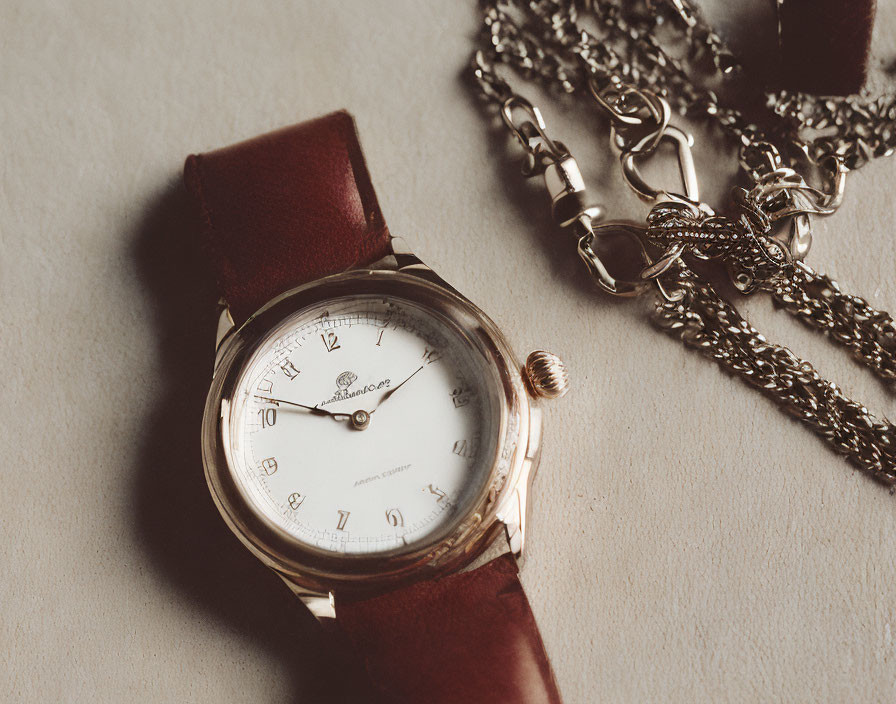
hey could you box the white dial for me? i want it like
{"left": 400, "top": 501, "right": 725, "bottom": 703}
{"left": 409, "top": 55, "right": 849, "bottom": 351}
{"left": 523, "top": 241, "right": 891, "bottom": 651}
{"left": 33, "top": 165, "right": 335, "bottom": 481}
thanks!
{"left": 226, "top": 295, "right": 501, "bottom": 556}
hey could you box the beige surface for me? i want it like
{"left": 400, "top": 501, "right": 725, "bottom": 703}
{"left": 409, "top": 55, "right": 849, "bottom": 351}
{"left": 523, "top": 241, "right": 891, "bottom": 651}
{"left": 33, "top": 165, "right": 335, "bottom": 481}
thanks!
{"left": 3, "top": 2, "right": 896, "bottom": 702}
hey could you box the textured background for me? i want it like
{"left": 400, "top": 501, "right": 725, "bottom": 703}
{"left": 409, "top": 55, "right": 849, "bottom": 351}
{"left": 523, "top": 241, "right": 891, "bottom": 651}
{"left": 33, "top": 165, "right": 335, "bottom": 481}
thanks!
{"left": 2, "top": 1, "right": 896, "bottom": 702}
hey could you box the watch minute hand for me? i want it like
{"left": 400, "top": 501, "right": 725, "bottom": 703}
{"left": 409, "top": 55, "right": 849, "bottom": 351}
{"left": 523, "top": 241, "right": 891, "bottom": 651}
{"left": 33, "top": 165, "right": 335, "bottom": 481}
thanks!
{"left": 370, "top": 364, "right": 425, "bottom": 413}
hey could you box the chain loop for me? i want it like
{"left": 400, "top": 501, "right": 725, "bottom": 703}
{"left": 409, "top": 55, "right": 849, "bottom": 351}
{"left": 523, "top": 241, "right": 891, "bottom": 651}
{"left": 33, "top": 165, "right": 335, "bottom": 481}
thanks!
{"left": 587, "top": 77, "right": 671, "bottom": 154}
{"left": 501, "top": 95, "right": 570, "bottom": 174}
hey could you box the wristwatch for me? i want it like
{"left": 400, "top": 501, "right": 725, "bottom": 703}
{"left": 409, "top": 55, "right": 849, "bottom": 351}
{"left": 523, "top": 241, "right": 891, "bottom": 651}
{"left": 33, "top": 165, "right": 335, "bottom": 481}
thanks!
{"left": 185, "top": 111, "right": 569, "bottom": 704}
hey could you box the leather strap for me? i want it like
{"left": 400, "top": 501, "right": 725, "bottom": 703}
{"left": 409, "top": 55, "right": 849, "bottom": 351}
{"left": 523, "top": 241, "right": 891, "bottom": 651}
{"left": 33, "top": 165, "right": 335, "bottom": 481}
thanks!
{"left": 336, "top": 554, "right": 563, "bottom": 704}
{"left": 713, "top": 1, "right": 873, "bottom": 102}
{"left": 777, "top": 0, "right": 875, "bottom": 95}
{"left": 184, "top": 111, "right": 392, "bottom": 325}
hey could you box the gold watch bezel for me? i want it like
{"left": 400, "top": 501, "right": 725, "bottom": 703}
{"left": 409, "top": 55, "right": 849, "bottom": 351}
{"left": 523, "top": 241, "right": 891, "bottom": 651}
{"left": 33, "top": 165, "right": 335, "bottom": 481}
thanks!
{"left": 201, "top": 268, "right": 537, "bottom": 597}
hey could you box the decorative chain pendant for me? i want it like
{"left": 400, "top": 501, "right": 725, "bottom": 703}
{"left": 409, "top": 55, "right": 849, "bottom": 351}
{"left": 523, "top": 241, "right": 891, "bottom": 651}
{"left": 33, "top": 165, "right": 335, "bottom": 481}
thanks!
{"left": 644, "top": 189, "right": 791, "bottom": 291}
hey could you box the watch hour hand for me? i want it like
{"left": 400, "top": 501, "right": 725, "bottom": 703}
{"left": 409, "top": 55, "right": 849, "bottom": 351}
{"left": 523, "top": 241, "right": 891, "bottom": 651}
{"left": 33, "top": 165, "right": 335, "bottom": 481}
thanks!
{"left": 254, "top": 395, "right": 350, "bottom": 421}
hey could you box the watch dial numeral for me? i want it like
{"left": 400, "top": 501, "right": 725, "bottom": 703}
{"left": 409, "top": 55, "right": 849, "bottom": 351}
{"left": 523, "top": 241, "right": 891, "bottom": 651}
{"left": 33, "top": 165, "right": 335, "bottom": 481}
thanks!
{"left": 450, "top": 388, "right": 471, "bottom": 408}
{"left": 452, "top": 439, "right": 476, "bottom": 459}
{"left": 426, "top": 484, "right": 448, "bottom": 503}
{"left": 279, "top": 359, "right": 300, "bottom": 380}
{"left": 287, "top": 492, "right": 305, "bottom": 510}
{"left": 336, "top": 509, "right": 351, "bottom": 531}
{"left": 321, "top": 331, "right": 341, "bottom": 352}
{"left": 375, "top": 329, "right": 385, "bottom": 347}
{"left": 422, "top": 347, "right": 442, "bottom": 365}
{"left": 261, "top": 457, "right": 278, "bottom": 475}
{"left": 385, "top": 508, "right": 404, "bottom": 527}
{"left": 258, "top": 408, "right": 277, "bottom": 428}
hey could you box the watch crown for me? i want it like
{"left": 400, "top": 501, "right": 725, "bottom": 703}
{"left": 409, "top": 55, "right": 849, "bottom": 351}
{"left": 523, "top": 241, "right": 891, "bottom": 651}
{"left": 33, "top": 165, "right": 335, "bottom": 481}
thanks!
{"left": 524, "top": 350, "right": 569, "bottom": 399}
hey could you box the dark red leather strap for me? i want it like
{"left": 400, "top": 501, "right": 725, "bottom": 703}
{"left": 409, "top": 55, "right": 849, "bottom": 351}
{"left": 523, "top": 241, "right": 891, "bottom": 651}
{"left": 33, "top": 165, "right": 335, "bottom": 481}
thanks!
{"left": 336, "top": 554, "right": 563, "bottom": 704}
{"left": 184, "top": 111, "right": 392, "bottom": 325}
{"left": 778, "top": 0, "right": 875, "bottom": 95}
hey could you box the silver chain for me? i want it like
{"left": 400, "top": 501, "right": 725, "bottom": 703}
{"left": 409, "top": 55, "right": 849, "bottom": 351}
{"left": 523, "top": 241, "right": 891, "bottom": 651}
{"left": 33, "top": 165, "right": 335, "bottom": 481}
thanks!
{"left": 471, "top": 0, "right": 896, "bottom": 484}
{"left": 656, "top": 264, "right": 896, "bottom": 483}
{"left": 762, "top": 263, "right": 896, "bottom": 383}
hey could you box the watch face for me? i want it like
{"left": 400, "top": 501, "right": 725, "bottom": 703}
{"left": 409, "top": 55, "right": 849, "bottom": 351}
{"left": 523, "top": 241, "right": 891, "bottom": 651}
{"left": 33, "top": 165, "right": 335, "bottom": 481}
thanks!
{"left": 223, "top": 294, "right": 503, "bottom": 557}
